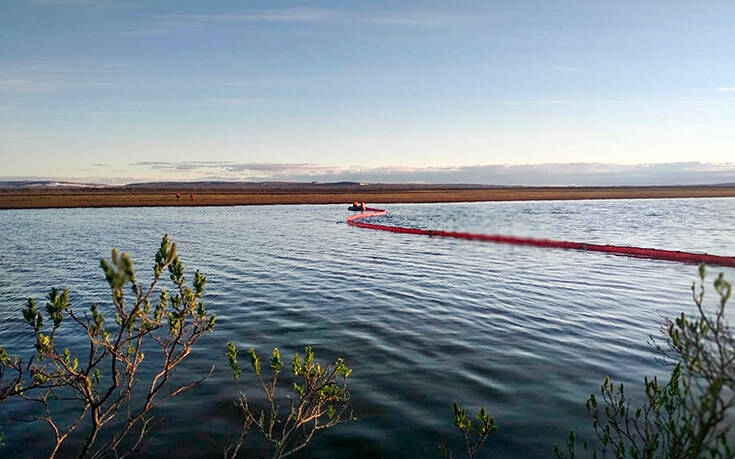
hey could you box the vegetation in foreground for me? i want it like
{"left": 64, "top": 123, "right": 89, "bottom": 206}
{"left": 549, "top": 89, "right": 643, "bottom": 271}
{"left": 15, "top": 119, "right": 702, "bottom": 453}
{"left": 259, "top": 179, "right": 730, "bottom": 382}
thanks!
{"left": 0, "top": 236, "right": 216, "bottom": 458}
{"left": 554, "top": 265, "right": 734, "bottom": 459}
{"left": 224, "top": 343, "right": 354, "bottom": 459}
{"left": 0, "top": 236, "right": 733, "bottom": 458}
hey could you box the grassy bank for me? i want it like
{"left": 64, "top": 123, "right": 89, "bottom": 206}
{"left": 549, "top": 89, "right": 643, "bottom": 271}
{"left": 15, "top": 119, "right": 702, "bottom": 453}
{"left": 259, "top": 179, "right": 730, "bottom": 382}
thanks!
{"left": 1, "top": 185, "right": 735, "bottom": 209}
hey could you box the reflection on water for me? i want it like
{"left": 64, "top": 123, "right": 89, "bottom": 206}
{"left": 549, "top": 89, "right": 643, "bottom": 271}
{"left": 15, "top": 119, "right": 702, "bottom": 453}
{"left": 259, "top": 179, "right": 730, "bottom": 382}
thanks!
{"left": 0, "top": 198, "right": 733, "bottom": 457}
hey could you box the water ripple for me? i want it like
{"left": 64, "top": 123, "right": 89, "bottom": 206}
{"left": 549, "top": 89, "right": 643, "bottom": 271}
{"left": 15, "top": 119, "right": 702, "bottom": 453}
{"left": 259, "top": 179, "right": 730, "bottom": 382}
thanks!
{"left": 0, "top": 198, "right": 733, "bottom": 458}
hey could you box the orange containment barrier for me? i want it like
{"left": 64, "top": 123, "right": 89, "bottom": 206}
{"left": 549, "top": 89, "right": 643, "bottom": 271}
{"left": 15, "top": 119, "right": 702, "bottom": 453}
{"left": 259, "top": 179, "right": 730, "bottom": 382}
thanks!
{"left": 346, "top": 207, "right": 735, "bottom": 268}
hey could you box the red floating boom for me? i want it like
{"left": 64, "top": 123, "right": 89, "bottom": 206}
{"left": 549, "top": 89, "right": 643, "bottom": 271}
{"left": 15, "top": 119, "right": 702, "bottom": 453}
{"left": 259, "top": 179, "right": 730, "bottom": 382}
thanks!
{"left": 346, "top": 207, "right": 735, "bottom": 268}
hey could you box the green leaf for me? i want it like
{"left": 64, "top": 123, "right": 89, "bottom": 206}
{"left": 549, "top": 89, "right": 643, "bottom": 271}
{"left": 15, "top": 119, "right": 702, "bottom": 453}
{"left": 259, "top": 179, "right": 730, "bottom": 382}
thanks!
{"left": 248, "top": 348, "right": 260, "bottom": 376}
{"left": 271, "top": 347, "right": 283, "bottom": 372}
{"left": 226, "top": 342, "right": 241, "bottom": 381}
{"left": 292, "top": 353, "right": 302, "bottom": 376}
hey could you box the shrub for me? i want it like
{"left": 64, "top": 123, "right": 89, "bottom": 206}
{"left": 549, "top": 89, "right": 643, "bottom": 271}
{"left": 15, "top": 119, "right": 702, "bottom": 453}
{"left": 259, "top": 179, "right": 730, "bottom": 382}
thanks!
{"left": 0, "top": 235, "right": 216, "bottom": 458}
{"left": 225, "top": 343, "right": 355, "bottom": 458}
{"left": 440, "top": 402, "right": 497, "bottom": 459}
{"left": 555, "top": 266, "right": 734, "bottom": 459}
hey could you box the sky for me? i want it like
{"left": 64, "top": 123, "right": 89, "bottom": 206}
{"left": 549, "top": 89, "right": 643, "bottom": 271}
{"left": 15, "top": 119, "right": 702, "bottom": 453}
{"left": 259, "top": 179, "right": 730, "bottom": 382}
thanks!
{"left": 1, "top": 0, "right": 734, "bottom": 185}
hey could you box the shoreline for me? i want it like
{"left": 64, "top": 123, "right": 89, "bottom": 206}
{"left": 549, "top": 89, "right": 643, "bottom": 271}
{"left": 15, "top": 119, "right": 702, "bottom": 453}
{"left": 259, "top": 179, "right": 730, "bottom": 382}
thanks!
{"left": 2, "top": 185, "right": 735, "bottom": 210}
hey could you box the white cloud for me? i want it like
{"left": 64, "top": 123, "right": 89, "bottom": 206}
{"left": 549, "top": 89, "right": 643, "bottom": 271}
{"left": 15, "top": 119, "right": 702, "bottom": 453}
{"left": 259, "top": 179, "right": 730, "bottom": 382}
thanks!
{"left": 499, "top": 99, "right": 576, "bottom": 105}
{"left": 368, "top": 12, "right": 469, "bottom": 27}
{"left": 0, "top": 78, "right": 58, "bottom": 92}
{"left": 715, "top": 87, "right": 735, "bottom": 92}
{"left": 123, "top": 8, "right": 474, "bottom": 34}
{"left": 7, "top": 162, "right": 735, "bottom": 186}
{"left": 553, "top": 66, "right": 579, "bottom": 72}
{"left": 126, "top": 161, "right": 735, "bottom": 186}
{"left": 31, "top": 0, "right": 109, "bottom": 5}
{"left": 78, "top": 111, "right": 132, "bottom": 116}
{"left": 130, "top": 161, "right": 333, "bottom": 177}
{"left": 178, "top": 8, "right": 339, "bottom": 23}
{"left": 125, "top": 98, "right": 259, "bottom": 107}
{"left": 122, "top": 8, "right": 340, "bottom": 34}
{"left": 0, "top": 61, "right": 118, "bottom": 92}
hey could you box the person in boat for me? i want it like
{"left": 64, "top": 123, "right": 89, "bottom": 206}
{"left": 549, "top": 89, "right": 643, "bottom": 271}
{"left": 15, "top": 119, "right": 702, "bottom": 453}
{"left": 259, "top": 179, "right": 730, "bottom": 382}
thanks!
{"left": 361, "top": 201, "right": 366, "bottom": 211}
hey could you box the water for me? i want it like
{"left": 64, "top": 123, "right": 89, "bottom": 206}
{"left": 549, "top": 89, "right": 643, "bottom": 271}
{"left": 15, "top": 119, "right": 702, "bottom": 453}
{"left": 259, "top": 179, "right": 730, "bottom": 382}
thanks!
{"left": 1, "top": 198, "right": 734, "bottom": 458}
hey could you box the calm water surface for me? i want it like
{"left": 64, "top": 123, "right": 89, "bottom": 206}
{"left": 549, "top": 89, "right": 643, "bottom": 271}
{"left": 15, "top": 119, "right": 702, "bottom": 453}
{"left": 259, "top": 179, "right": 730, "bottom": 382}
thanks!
{"left": 1, "top": 198, "right": 734, "bottom": 458}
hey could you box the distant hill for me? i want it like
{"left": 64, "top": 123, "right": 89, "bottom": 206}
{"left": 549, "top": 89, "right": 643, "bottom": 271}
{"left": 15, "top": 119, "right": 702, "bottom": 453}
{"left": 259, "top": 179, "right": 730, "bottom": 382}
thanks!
{"left": 123, "top": 181, "right": 363, "bottom": 189}
{"left": 119, "top": 181, "right": 507, "bottom": 192}
{"left": 3, "top": 179, "right": 735, "bottom": 191}
{"left": 0, "top": 179, "right": 506, "bottom": 193}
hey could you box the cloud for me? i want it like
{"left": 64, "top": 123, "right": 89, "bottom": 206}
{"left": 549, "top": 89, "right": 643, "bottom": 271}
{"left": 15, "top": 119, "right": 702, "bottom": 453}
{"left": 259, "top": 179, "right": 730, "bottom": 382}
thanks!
{"left": 177, "top": 8, "right": 339, "bottom": 23}
{"left": 715, "top": 87, "right": 735, "bottom": 92}
{"left": 0, "top": 174, "right": 137, "bottom": 185}
{"left": 499, "top": 99, "right": 576, "bottom": 105}
{"left": 0, "top": 131, "right": 64, "bottom": 138}
{"left": 30, "top": 0, "right": 108, "bottom": 5}
{"left": 368, "top": 12, "right": 470, "bottom": 27}
{"left": 0, "top": 61, "right": 117, "bottom": 92}
{"left": 124, "top": 98, "right": 258, "bottom": 107}
{"left": 497, "top": 99, "right": 651, "bottom": 106}
{"left": 0, "top": 78, "right": 59, "bottom": 92}
{"left": 6, "top": 162, "right": 734, "bottom": 186}
{"left": 79, "top": 111, "right": 131, "bottom": 116}
{"left": 131, "top": 161, "right": 333, "bottom": 176}
{"left": 128, "top": 161, "right": 735, "bottom": 186}
{"left": 122, "top": 8, "right": 340, "bottom": 34}
{"left": 0, "top": 78, "right": 110, "bottom": 92}
{"left": 122, "top": 8, "right": 474, "bottom": 34}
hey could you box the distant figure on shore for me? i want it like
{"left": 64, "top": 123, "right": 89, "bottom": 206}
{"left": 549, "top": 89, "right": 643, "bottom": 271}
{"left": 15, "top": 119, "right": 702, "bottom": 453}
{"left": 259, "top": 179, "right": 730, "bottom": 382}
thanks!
{"left": 190, "top": 192, "right": 194, "bottom": 201}
{"left": 176, "top": 192, "right": 180, "bottom": 200}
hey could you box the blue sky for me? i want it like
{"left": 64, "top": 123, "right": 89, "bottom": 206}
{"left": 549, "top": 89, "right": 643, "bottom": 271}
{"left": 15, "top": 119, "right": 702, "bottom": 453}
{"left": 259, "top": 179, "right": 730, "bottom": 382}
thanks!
{"left": 1, "top": 0, "right": 734, "bottom": 185}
